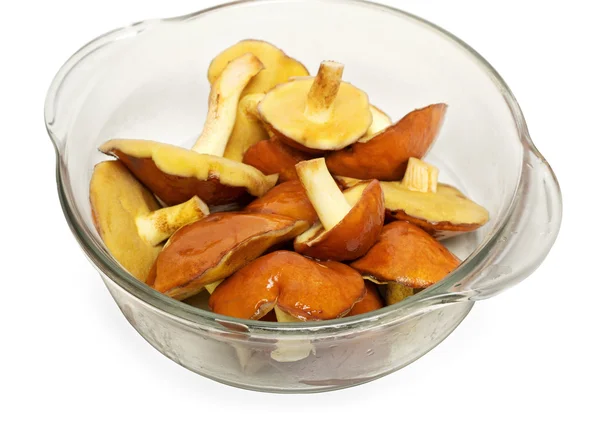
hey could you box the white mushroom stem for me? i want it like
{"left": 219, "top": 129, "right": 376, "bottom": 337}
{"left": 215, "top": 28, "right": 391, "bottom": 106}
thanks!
{"left": 402, "top": 157, "right": 439, "bottom": 193}
{"left": 136, "top": 196, "right": 209, "bottom": 246}
{"left": 304, "top": 61, "right": 344, "bottom": 123}
{"left": 192, "top": 53, "right": 264, "bottom": 156}
{"left": 296, "top": 158, "right": 351, "bottom": 231}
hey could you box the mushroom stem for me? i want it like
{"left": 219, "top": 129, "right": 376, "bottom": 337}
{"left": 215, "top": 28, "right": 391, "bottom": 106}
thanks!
{"left": 136, "top": 196, "right": 209, "bottom": 246}
{"left": 304, "top": 61, "right": 344, "bottom": 123}
{"left": 296, "top": 158, "right": 351, "bottom": 231}
{"left": 402, "top": 157, "right": 439, "bottom": 193}
{"left": 205, "top": 280, "right": 223, "bottom": 294}
{"left": 385, "top": 283, "right": 414, "bottom": 305}
{"left": 192, "top": 53, "right": 264, "bottom": 156}
{"left": 274, "top": 306, "right": 302, "bottom": 322}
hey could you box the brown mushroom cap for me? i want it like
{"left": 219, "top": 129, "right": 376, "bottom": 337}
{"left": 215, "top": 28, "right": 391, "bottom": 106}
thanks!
{"left": 325, "top": 104, "right": 447, "bottom": 180}
{"left": 99, "top": 139, "right": 277, "bottom": 206}
{"left": 346, "top": 281, "right": 385, "bottom": 316}
{"left": 151, "top": 213, "right": 309, "bottom": 300}
{"left": 209, "top": 251, "right": 366, "bottom": 321}
{"left": 245, "top": 180, "right": 319, "bottom": 225}
{"left": 242, "top": 137, "right": 310, "bottom": 182}
{"left": 343, "top": 180, "right": 489, "bottom": 239}
{"left": 294, "top": 179, "right": 385, "bottom": 261}
{"left": 350, "top": 221, "right": 460, "bottom": 289}
{"left": 90, "top": 161, "right": 162, "bottom": 281}
{"left": 207, "top": 39, "right": 309, "bottom": 96}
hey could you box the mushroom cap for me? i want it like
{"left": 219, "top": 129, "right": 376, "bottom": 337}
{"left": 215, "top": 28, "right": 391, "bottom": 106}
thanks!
{"left": 343, "top": 180, "right": 489, "bottom": 239}
{"left": 326, "top": 103, "right": 447, "bottom": 180}
{"left": 208, "top": 39, "right": 309, "bottom": 96}
{"left": 294, "top": 180, "right": 385, "bottom": 261}
{"left": 151, "top": 213, "right": 309, "bottom": 300}
{"left": 242, "top": 137, "right": 309, "bottom": 182}
{"left": 258, "top": 78, "right": 372, "bottom": 151}
{"left": 350, "top": 221, "right": 460, "bottom": 288}
{"left": 245, "top": 180, "right": 319, "bottom": 225}
{"left": 90, "top": 161, "right": 162, "bottom": 281}
{"left": 358, "top": 105, "right": 393, "bottom": 143}
{"left": 346, "top": 281, "right": 384, "bottom": 317}
{"left": 209, "top": 251, "right": 366, "bottom": 321}
{"left": 99, "top": 139, "right": 277, "bottom": 206}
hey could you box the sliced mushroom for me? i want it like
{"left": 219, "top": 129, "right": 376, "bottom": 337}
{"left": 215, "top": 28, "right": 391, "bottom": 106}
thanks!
{"left": 245, "top": 180, "right": 318, "bottom": 225}
{"left": 343, "top": 161, "right": 489, "bottom": 239}
{"left": 223, "top": 93, "right": 269, "bottom": 162}
{"left": 358, "top": 105, "right": 393, "bottom": 143}
{"left": 350, "top": 221, "right": 460, "bottom": 290}
{"left": 325, "top": 103, "right": 447, "bottom": 180}
{"left": 346, "top": 281, "right": 384, "bottom": 316}
{"left": 242, "top": 137, "right": 310, "bottom": 182}
{"left": 90, "top": 161, "right": 162, "bottom": 281}
{"left": 258, "top": 61, "right": 372, "bottom": 152}
{"left": 100, "top": 54, "right": 277, "bottom": 206}
{"left": 209, "top": 251, "right": 366, "bottom": 321}
{"left": 151, "top": 213, "right": 309, "bottom": 300}
{"left": 208, "top": 40, "right": 309, "bottom": 96}
{"left": 293, "top": 158, "right": 384, "bottom": 261}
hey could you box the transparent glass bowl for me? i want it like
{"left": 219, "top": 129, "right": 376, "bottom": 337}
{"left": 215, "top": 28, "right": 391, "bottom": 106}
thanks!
{"left": 45, "top": 0, "right": 562, "bottom": 393}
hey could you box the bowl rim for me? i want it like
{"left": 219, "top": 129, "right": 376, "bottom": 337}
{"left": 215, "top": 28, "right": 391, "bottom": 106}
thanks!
{"left": 46, "top": 0, "right": 537, "bottom": 336}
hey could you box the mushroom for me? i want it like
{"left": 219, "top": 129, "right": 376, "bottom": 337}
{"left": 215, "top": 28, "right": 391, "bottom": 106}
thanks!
{"left": 258, "top": 61, "right": 372, "bottom": 153}
{"left": 150, "top": 213, "right": 309, "bottom": 300}
{"left": 209, "top": 251, "right": 366, "bottom": 321}
{"left": 345, "top": 281, "right": 384, "bottom": 317}
{"left": 358, "top": 105, "right": 393, "bottom": 143}
{"left": 222, "top": 93, "right": 269, "bottom": 162}
{"left": 350, "top": 221, "right": 460, "bottom": 291}
{"left": 343, "top": 158, "right": 489, "bottom": 239}
{"left": 383, "top": 283, "right": 416, "bottom": 306}
{"left": 244, "top": 180, "right": 319, "bottom": 225}
{"left": 100, "top": 53, "right": 278, "bottom": 206}
{"left": 325, "top": 103, "right": 448, "bottom": 180}
{"left": 293, "top": 158, "right": 385, "bottom": 261}
{"left": 207, "top": 39, "right": 309, "bottom": 96}
{"left": 135, "top": 195, "right": 209, "bottom": 246}
{"left": 90, "top": 161, "right": 162, "bottom": 281}
{"left": 242, "top": 137, "right": 310, "bottom": 182}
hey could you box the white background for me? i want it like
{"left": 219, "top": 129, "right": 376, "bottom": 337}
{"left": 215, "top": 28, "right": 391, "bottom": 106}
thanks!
{"left": 1, "top": 0, "right": 598, "bottom": 434}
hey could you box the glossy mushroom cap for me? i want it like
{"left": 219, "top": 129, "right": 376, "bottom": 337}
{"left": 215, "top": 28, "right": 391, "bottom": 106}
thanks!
{"left": 242, "top": 137, "right": 309, "bottom": 182}
{"left": 346, "top": 281, "right": 384, "bottom": 317}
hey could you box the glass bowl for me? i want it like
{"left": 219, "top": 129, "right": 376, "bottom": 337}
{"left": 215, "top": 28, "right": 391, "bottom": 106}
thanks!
{"left": 44, "top": 0, "right": 562, "bottom": 393}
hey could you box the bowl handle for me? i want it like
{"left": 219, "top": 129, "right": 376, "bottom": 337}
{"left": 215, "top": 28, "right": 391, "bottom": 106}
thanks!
{"left": 458, "top": 140, "right": 562, "bottom": 300}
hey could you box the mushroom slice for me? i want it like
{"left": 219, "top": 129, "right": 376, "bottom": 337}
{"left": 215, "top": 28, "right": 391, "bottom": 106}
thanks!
{"left": 325, "top": 103, "right": 448, "bottom": 180}
{"left": 346, "top": 282, "right": 385, "bottom": 317}
{"left": 208, "top": 39, "right": 309, "bottom": 96}
{"left": 350, "top": 221, "right": 460, "bottom": 290}
{"left": 90, "top": 161, "right": 162, "bottom": 281}
{"left": 245, "top": 180, "right": 318, "bottom": 225}
{"left": 100, "top": 139, "right": 277, "bottom": 206}
{"left": 343, "top": 171, "right": 489, "bottom": 239}
{"left": 209, "top": 251, "right": 366, "bottom": 321}
{"left": 293, "top": 158, "right": 384, "bottom": 261}
{"left": 358, "top": 105, "right": 393, "bottom": 143}
{"left": 151, "top": 213, "right": 309, "bottom": 300}
{"left": 223, "top": 93, "right": 269, "bottom": 162}
{"left": 242, "top": 137, "right": 310, "bottom": 182}
{"left": 258, "top": 61, "right": 372, "bottom": 152}
{"left": 135, "top": 196, "right": 209, "bottom": 246}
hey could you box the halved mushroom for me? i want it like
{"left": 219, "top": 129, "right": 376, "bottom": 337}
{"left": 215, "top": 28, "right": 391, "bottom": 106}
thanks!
{"left": 343, "top": 159, "right": 489, "bottom": 239}
{"left": 208, "top": 39, "right": 309, "bottom": 96}
{"left": 100, "top": 54, "right": 277, "bottom": 206}
{"left": 325, "top": 103, "right": 447, "bottom": 180}
{"left": 151, "top": 213, "right": 309, "bottom": 300}
{"left": 223, "top": 93, "right": 269, "bottom": 162}
{"left": 90, "top": 161, "right": 162, "bottom": 281}
{"left": 242, "top": 137, "right": 310, "bottom": 182}
{"left": 350, "top": 221, "right": 460, "bottom": 290}
{"left": 245, "top": 180, "right": 318, "bottom": 225}
{"left": 135, "top": 195, "right": 209, "bottom": 246}
{"left": 293, "top": 158, "right": 384, "bottom": 261}
{"left": 209, "top": 251, "right": 366, "bottom": 321}
{"left": 346, "top": 281, "right": 384, "bottom": 317}
{"left": 358, "top": 105, "right": 393, "bottom": 143}
{"left": 258, "top": 61, "right": 372, "bottom": 152}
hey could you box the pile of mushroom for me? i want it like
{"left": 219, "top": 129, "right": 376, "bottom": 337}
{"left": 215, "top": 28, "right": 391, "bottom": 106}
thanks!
{"left": 90, "top": 39, "right": 489, "bottom": 323}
